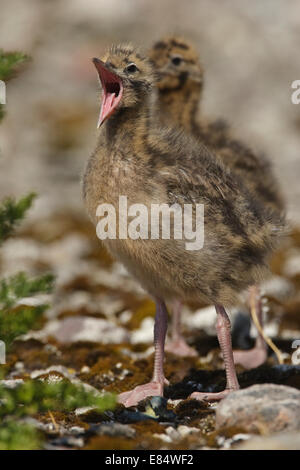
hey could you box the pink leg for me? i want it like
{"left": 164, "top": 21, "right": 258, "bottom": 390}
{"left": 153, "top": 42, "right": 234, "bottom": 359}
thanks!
{"left": 233, "top": 286, "right": 267, "bottom": 369}
{"left": 165, "top": 300, "right": 197, "bottom": 357}
{"left": 118, "top": 299, "right": 169, "bottom": 407}
{"left": 190, "top": 304, "right": 239, "bottom": 401}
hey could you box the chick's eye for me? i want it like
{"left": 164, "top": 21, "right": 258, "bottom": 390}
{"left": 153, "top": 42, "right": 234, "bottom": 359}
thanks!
{"left": 126, "top": 63, "right": 139, "bottom": 73}
{"left": 171, "top": 56, "right": 182, "bottom": 66}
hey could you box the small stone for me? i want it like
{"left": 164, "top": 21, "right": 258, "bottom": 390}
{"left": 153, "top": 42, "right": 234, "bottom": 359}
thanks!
{"left": 69, "top": 426, "right": 85, "bottom": 435}
{"left": 153, "top": 433, "right": 172, "bottom": 443}
{"left": 75, "top": 406, "right": 95, "bottom": 417}
{"left": 177, "top": 425, "right": 199, "bottom": 437}
{"left": 216, "top": 384, "right": 300, "bottom": 434}
{"left": 0, "top": 379, "right": 24, "bottom": 389}
{"left": 90, "top": 422, "right": 136, "bottom": 439}
{"left": 14, "top": 362, "right": 24, "bottom": 371}
{"left": 50, "top": 436, "right": 84, "bottom": 448}
{"left": 165, "top": 426, "right": 180, "bottom": 440}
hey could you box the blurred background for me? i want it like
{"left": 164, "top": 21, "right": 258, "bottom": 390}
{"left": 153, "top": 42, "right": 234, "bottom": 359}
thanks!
{"left": 0, "top": 0, "right": 299, "bottom": 222}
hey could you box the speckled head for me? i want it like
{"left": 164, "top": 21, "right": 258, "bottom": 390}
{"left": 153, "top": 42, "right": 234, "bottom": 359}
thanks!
{"left": 149, "top": 36, "right": 204, "bottom": 92}
{"left": 93, "top": 44, "right": 155, "bottom": 127}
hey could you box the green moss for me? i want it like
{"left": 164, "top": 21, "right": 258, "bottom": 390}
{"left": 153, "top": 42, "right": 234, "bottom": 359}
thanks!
{"left": 0, "top": 380, "right": 116, "bottom": 418}
{"left": 0, "top": 420, "right": 41, "bottom": 450}
{"left": 0, "top": 380, "right": 116, "bottom": 449}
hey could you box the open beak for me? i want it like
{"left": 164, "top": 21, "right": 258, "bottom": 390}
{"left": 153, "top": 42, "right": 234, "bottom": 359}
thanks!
{"left": 92, "top": 58, "right": 123, "bottom": 128}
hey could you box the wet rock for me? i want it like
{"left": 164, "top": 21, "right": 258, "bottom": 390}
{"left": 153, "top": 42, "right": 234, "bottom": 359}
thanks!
{"left": 216, "top": 384, "right": 300, "bottom": 434}
{"left": 235, "top": 432, "right": 300, "bottom": 450}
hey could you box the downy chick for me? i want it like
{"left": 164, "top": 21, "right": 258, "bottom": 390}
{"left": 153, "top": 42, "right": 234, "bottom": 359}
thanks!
{"left": 149, "top": 36, "right": 285, "bottom": 367}
{"left": 83, "top": 44, "right": 284, "bottom": 407}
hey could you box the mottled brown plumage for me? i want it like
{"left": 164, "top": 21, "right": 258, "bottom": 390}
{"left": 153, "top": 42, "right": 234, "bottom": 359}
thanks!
{"left": 149, "top": 36, "right": 285, "bottom": 366}
{"left": 149, "top": 36, "right": 284, "bottom": 214}
{"left": 83, "top": 45, "right": 284, "bottom": 406}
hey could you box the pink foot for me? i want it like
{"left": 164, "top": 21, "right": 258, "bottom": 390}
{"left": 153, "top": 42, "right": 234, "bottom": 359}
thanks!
{"left": 165, "top": 338, "right": 197, "bottom": 357}
{"left": 189, "top": 388, "right": 235, "bottom": 402}
{"left": 118, "top": 381, "right": 165, "bottom": 408}
{"left": 233, "top": 347, "right": 267, "bottom": 369}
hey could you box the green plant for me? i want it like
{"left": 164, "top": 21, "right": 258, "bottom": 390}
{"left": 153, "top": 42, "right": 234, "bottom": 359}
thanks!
{"left": 0, "top": 50, "right": 29, "bottom": 82}
{"left": 0, "top": 194, "right": 55, "bottom": 349}
{"left": 0, "top": 380, "right": 116, "bottom": 418}
{"left": 0, "top": 420, "right": 41, "bottom": 450}
{"left": 0, "top": 49, "right": 29, "bottom": 121}
{"left": 0, "top": 273, "right": 54, "bottom": 348}
{"left": 0, "top": 193, "right": 36, "bottom": 244}
{"left": 0, "top": 381, "right": 116, "bottom": 449}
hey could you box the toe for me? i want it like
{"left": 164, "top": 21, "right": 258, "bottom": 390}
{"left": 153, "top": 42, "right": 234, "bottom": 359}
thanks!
{"left": 118, "top": 381, "right": 164, "bottom": 407}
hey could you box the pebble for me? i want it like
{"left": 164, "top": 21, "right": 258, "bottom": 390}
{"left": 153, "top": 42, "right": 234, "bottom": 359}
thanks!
{"left": 75, "top": 406, "right": 95, "bottom": 417}
{"left": 40, "top": 316, "right": 129, "bottom": 344}
{"left": 49, "top": 436, "right": 84, "bottom": 448}
{"left": 216, "top": 384, "right": 300, "bottom": 434}
{"left": 0, "top": 379, "right": 25, "bottom": 389}
{"left": 90, "top": 422, "right": 136, "bottom": 439}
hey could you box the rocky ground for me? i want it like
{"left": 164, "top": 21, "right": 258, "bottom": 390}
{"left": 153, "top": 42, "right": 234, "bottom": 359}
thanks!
{"left": 1, "top": 212, "right": 300, "bottom": 450}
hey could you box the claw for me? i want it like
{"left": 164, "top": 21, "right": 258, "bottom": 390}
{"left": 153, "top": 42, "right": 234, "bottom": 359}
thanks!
{"left": 189, "top": 388, "right": 235, "bottom": 402}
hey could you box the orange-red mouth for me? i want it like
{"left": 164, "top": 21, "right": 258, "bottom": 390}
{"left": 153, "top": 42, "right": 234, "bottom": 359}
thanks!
{"left": 92, "top": 58, "right": 123, "bottom": 128}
